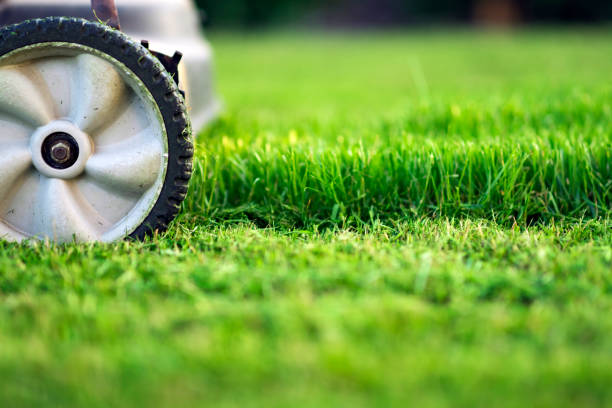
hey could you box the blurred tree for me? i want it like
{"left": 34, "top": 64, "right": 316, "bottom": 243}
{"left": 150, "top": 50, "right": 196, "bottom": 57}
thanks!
{"left": 474, "top": 0, "right": 521, "bottom": 26}
{"left": 194, "top": 0, "right": 612, "bottom": 27}
{"left": 196, "top": 0, "right": 322, "bottom": 27}
{"left": 524, "top": 0, "right": 612, "bottom": 22}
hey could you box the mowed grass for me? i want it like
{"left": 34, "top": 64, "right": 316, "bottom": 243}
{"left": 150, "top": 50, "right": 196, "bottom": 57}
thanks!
{"left": 1, "top": 30, "right": 612, "bottom": 407}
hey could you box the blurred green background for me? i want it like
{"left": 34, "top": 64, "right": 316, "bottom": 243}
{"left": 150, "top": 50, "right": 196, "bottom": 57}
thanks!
{"left": 1, "top": 1, "right": 612, "bottom": 407}
{"left": 195, "top": 0, "right": 612, "bottom": 28}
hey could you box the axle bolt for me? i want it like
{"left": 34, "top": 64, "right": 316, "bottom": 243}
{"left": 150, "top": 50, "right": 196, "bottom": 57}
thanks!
{"left": 50, "top": 142, "right": 71, "bottom": 164}
{"left": 41, "top": 132, "right": 80, "bottom": 170}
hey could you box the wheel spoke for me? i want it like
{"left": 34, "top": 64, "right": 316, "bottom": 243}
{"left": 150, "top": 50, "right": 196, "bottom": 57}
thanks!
{"left": 31, "top": 57, "right": 76, "bottom": 119}
{"left": 0, "top": 145, "right": 33, "bottom": 242}
{"left": 70, "top": 54, "right": 128, "bottom": 134}
{"left": 0, "top": 115, "right": 34, "bottom": 143}
{"left": 34, "top": 177, "right": 105, "bottom": 242}
{"left": 0, "top": 66, "right": 53, "bottom": 127}
{"left": 93, "top": 96, "right": 153, "bottom": 148}
{"left": 0, "top": 143, "right": 32, "bottom": 200}
{"left": 0, "top": 169, "right": 40, "bottom": 239}
{"left": 85, "top": 130, "right": 163, "bottom": 195}
{"left": 75, "top": 178, "right": 138, "bottom": 226}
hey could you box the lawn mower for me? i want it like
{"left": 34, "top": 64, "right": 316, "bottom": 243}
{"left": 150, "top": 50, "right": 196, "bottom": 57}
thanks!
{"left": 0, "top": 0, "right": 218, "bottom": 243}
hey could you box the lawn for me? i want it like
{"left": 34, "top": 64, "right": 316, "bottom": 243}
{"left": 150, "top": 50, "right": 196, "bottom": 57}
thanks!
{"left": 1, "top": 29, "right": 611, "bottom": 407}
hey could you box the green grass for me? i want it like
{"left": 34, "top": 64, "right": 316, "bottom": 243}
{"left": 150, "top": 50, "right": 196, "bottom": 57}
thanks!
{"left": 1, "top": 29, "right": 612, "bottom": 407}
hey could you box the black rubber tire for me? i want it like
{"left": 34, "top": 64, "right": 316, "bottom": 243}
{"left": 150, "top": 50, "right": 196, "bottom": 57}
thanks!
{"left": 0, "top": 17, "right": 193, "bottom": 241}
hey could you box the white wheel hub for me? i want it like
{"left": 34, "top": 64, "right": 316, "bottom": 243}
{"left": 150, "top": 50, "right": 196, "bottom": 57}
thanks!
{"left": 30, "top": 120, "right": 92, "bottom": 180}
{"left": 0, "top": 43, "right": 168, "bottom": 243}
